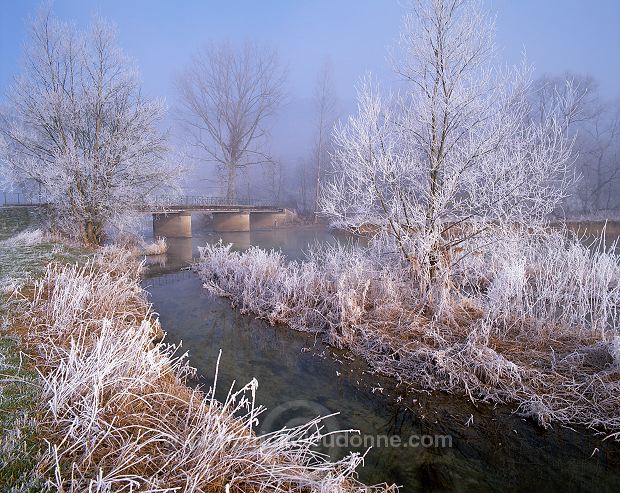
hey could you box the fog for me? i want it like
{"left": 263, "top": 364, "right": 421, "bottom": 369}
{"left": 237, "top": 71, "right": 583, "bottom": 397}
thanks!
{"left": 1, "top": 0, "right": 620, "bottom": 213}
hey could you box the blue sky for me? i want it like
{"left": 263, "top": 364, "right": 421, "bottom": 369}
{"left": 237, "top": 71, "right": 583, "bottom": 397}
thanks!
{"left": 1, "top": 0, "right": 619, "bottom": 160}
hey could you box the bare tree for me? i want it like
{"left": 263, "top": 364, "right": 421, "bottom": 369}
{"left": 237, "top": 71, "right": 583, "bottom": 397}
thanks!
{"left": 320, "top": 0, "right": 576, "bottom": 296}
{"left": 531, "top": 74, "right": 620, "bottom": 214}
{"left": 298, "top": 157, "right": 309, "bottom": 212}
{"left": 176, "top": 42, "right": 286, "bottom": 203}
{"left": 260, "top": 158, "right": 285, "bottom": 204}
{"left": 580, "top": 104, "right": 620, "bottom": 211}
{"left": 0, "top": 10, "right": 176, "bottom": 245}
{"left": 311, "top": 60, "right": 338, "bottom": 219}
{"left": 530, "top": 73, "right": 600, "bottom": 129}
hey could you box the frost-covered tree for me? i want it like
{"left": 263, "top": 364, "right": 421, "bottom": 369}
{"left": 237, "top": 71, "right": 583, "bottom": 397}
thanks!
{"left": 0, "top": 10, "right": 177, "bottom": 245}
{"left": 320, "top": 0, "right": 577, "bottom": 291}
{"left": 530, "top": 73, "right": 599, "bottom": 130}
{"left": 176, "top": 42, "right": 286, "bottom": 203}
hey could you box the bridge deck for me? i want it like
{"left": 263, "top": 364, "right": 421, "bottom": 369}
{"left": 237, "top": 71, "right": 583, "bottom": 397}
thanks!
{"left": 143, "top": 204, "right": 284, "bottom": 213}
{"left": 1, "top": 193, "right": 284, "bottom": 213}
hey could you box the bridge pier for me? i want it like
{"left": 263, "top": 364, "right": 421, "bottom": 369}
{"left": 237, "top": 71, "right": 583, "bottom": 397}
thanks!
{"left": 153, "top": 211, "right": 192, "bottom": 238}
{"left": 250, "top": 211, "right": 288, "bottom": 230}
{"left": 212, "top": 211, "right": 250, "bottom": 232}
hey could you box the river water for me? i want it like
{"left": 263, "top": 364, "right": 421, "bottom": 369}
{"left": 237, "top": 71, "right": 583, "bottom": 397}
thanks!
{"left": 140, "top": 219, "right": 620, "bottom": 493}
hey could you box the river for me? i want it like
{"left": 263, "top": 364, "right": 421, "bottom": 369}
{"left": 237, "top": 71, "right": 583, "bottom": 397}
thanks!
{"left": 140, "top": 219, "right": 620, "bottom": 493}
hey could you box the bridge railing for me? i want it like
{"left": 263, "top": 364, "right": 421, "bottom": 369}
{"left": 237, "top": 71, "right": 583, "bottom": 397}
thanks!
{"left": 147, "top": 195, "right": 280, "bottom": 209}
{"left": 1, "top": 191, "right": 45, "bottom": 206}
{"left": 1, "top": 191, "right": 280, "bottom": 210}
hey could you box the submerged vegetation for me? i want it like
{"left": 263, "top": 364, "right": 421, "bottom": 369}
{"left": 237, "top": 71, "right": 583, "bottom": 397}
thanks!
{"left": 196, "top": 228, "right": 620, "bottom": 437}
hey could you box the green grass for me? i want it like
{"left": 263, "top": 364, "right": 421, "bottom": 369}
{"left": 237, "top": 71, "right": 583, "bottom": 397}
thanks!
{"left": 0, "top": 207, "right": 88, "bottom": 492}
{"left": 0, "top": 337, "right": 47, "bottom": 492}
{"left": 0, "top": 207, "right": 85, "bottom": 284}
{"left": 0, "top": 207, "right": 45, "bottom": 241}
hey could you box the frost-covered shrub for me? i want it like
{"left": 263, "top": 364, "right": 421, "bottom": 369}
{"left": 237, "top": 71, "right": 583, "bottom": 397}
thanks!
{"left": 196, "top": 230, "right": 620, "bottom": 438}
{"left": 481, "top": 230, "right": 620, "bottom": 337}
{"left": 197, "top": 241, "right": 410, "bottom": 346}
{"left": 113, "top": 232, "right": 168, "bottom": 256}
{"left": 140, "top": 237, "right": 168, "bottom": 256}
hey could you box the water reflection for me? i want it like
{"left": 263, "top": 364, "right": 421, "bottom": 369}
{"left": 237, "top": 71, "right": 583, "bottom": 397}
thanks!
{"left": 142, "top": 223, "right": 355, "bottom": 276}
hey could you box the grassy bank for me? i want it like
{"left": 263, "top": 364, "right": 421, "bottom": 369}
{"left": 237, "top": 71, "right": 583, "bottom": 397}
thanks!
{"left": 0, "top": 221, "right": 393, "bottom": 491}
{"left": 0, "top": 336, "right": 46, "bottom": 491}
{"left": 0, "top": 209, "right": 86, "bottom": 491}
{"left": 195, "top": 230, "right": 620, "bottom": 439}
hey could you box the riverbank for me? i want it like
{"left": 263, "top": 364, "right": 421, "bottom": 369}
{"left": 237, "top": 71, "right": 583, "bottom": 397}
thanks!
{"left": 0, "top": 226, "right": 394, "bottom": 490}
{"left": 144, "top": 267, "right": 620, "bottom": 492}
{"left": 0, "top": 210, "right": 87, "bottom": 490}
{"left": 195, "top": 229, "right": 620, "bottom": 441}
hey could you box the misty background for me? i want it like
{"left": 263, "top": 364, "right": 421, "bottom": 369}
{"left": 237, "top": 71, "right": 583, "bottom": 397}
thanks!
{"left": 2, "top": 0, "right": 620, "bottom": 214}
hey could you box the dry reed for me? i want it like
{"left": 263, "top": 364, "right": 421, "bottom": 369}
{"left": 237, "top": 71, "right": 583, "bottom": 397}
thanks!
{"left": 8, "top": 246, "right": 394, "bottom": 492}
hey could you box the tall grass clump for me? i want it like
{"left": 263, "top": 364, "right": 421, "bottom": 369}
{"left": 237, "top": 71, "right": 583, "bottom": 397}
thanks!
{"left": 9, "top": 246, "right": 393, "bottom": 492}
{"left": 196, "top": 229, "right": 620, "bottom": 437}
{"left": 114, "top": 232, "right": 168, "bottom": 256}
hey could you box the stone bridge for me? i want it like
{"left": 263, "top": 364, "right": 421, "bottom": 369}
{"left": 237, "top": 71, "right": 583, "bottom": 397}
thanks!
{"left": 143, "top": 196, "right": 294, "bottom": 237}
{"left": 1, "top": 192, "right": 295, "bottom": 237}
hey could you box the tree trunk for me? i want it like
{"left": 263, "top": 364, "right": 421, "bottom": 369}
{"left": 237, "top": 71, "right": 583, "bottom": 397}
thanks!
{"left": 227, "top": 163, "right": 237, "bottom": 203}
{"left": 83, "top": 219, "right": 103, "bottom": 246}
{"left": 314, "top": 148, "right": 322, "bottom": 222}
